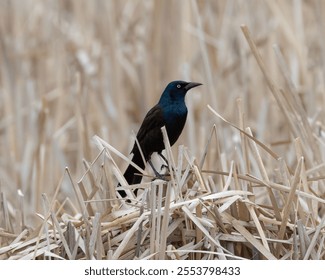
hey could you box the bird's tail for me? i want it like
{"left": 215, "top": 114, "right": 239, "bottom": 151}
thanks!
{"left": 117, "top": 148, "right": 145, "bottom": 197}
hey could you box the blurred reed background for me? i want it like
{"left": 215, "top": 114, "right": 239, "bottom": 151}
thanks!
{"left": 1, "top": 0, "right": 325, "bottom": 259}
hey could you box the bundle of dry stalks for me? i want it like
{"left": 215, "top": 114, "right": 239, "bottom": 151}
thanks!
{"left": 1, "top": 113, "right": 325, "bottom": 260}
{"left": 1, "top": 1, "right": 325, "bottom": 260}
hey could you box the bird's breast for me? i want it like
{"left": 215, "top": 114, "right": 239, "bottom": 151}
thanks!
{"left": 163, "top": 104, "right": 188, "bottom": 146}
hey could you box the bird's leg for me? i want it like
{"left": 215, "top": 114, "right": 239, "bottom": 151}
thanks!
{"left": 148, "top": 159, "right": 166, "bottom": 180}
{"left": 158, "top": 152, "right": 169, "bottom": 166}
{"left": 158, "top": 152, "right": 169, "bottom": 171}
{"left": 158, "top": 152, "right": 176, "bottom": 174}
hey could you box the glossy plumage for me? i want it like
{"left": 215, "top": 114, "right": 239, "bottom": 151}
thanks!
{"left": 118, "top": 80, "right": 202, "bottom": 197}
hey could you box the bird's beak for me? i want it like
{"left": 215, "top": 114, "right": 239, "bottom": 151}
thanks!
{"left": 184, "top": 82, "right": 202, "bottom": 91}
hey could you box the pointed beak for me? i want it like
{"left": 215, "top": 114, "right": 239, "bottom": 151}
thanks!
{"left": 184, "top": 82, "right": 202, "bottom": 91}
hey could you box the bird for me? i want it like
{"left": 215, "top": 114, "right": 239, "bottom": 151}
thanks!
{"left": 118, "top": 80, "right": 202, "bottom": 198}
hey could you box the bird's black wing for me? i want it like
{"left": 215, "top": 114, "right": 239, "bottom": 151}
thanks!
{"left": 135, "top": 104, "right": 164, "bottom": 141}
{"left": 121, "top": 104, "right": 165, "bottom": 188}
{"left": 131, "top": 104, "right": 165, "bottom": 159}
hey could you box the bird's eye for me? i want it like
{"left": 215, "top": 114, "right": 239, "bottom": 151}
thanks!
{"left": 177, "top": 84, "right": 181, "bottom": 88}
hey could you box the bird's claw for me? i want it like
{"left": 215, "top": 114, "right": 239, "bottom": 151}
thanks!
{"left": 152, "top": 168, "right": 165, "bottom": 180}
{"left": 151, "top": 173, "right": 168, "bottom": 182}
{"left": 160, "top": 164, "right": 169, "bottom": 171}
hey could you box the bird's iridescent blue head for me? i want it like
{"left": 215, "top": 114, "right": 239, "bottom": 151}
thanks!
{"left": 158, "top": 80, "right": 202, "bottom": 105}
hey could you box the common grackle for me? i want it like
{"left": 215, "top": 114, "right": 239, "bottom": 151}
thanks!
{"left": 118, "top": 80, "right": 202, "bottom": 197}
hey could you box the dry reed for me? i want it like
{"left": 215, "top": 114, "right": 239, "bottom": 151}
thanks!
{"left": 0, "top": 0, "right": 325, "bottom": 260}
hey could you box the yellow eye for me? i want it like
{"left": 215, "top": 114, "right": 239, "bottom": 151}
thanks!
{"left": 177, "top": 84, "right": 181, "bottom": 88}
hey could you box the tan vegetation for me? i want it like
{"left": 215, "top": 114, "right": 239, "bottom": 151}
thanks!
{"left": 0, "top": 0, "right": 324, "bottom": 260}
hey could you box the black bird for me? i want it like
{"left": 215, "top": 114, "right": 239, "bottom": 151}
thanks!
{"left": 118, "top": 80, "right": 202, "bottom": 197}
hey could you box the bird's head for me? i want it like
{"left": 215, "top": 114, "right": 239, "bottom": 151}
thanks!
{"left": 159, "top": 80, "right": 202, "bottom": 104}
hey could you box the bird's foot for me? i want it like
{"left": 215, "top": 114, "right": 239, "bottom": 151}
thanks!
{"left": 151, "top": 173, "right": 169, "bottom": 182}
{"left": 152, "top": 168, "right": 167, "bottom": 180}
{"left": 160, "top": 164, "right": 169, "bottom": 171}
{"left": 158, "top": 152, "right": 169, "bottom": 166}
{"left": 160, "top": 163, "right": 176, "bottom": 175}
{"left": 149, "top": 159, "right": 170, "bottom": 181}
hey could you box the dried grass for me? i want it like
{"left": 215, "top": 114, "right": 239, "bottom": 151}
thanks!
{"left": 0, "top": 0, "right": 325, "bottom": 260}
